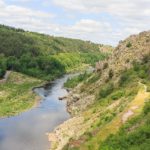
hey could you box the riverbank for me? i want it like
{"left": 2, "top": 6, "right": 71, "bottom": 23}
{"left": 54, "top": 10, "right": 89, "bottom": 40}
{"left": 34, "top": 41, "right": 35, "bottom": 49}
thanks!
{"left": 0, "top": 71, "right": 43, "bottom": 117}
{"left": 0, "top": 74, "right": 72, "bottom": 150}
{"left": 48, "top": 82, "right": 150, "bottom": 150}
{"left": 0, "top": 65, "right": 93, "bottom": 118}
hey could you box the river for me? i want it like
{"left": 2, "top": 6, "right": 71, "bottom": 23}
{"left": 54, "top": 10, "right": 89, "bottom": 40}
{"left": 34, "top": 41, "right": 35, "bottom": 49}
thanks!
{"left": 0, "top": 75, "right": 71, "bottom": 150}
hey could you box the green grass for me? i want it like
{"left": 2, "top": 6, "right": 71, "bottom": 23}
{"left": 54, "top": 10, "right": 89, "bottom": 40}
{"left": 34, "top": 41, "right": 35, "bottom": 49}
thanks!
{"left": 100, "top": 100, "right": 150, "bottom": 150}
{"left": 0, "top": 72, "right": 43, "bottom": 117}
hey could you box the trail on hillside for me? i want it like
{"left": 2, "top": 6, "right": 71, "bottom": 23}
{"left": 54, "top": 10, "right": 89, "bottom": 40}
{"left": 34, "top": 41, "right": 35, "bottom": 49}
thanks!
{"left": 92, "top": 83, "right": 150, "bottom": 149}
{"left": 48, "top": 83, "right": 150, "bottom": 150}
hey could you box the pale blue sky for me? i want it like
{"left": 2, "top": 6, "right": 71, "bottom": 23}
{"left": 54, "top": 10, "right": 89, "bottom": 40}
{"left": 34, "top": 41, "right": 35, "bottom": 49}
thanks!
{"left": 0, "top": 0, "right": 150, "bottom": 45}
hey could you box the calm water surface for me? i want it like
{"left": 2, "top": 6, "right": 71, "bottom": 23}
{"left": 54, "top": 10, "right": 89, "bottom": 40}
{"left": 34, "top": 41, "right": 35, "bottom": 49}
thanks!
{"left": 0, "top": 75, "right": 71, "bottom": 150}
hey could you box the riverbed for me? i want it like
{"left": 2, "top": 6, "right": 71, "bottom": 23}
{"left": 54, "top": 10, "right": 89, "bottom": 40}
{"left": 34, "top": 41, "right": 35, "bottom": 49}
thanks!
{"left": 0, "top": 75, "right": 71, "bottom": 150}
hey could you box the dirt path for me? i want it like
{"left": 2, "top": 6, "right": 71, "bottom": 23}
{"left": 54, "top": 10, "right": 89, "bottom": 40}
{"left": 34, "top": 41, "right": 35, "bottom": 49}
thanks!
{"left": 48, "top": 83, "right": 150, "bottom": 150}
{"left": 92, "top": 83, "right": 150, "bottom": 149}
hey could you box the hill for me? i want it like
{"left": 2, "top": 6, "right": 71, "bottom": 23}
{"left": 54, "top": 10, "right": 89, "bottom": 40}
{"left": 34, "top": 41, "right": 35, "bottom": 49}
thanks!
{"left": 48, "top": 31, "right": 150, "bottom": 150}
{"left": 0, "top": 24, "right": 110, "bottom": 80}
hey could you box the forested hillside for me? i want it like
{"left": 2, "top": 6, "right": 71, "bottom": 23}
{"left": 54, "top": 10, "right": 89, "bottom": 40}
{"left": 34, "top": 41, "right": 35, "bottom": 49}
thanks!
{"left": 0, "top": 25, "right": 109, "bottom": 80}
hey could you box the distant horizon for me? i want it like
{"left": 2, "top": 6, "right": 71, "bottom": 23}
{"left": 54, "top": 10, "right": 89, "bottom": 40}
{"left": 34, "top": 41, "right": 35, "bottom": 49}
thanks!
{"left": 0, "top": 23, "right": 116, "bottom": 46}
{"left": 0, "top": 0, "right": 150, "bottom": 46}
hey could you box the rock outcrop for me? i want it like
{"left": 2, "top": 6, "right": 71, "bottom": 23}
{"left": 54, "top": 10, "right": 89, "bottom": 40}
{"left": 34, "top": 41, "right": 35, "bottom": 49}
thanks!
{"left": 66, "top": 31, "right": 150, "bottom": 115}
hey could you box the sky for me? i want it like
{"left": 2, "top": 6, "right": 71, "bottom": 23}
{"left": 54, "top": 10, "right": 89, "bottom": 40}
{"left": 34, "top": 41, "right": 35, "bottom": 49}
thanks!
{"left": 0, "top": 0, "right": 150, "bottom": 46}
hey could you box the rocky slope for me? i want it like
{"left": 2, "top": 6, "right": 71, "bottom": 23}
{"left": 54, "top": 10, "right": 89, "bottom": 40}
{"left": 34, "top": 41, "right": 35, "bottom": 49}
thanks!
{"left": 48, "top": 31, "right": 150, "bottom": 150}
{"left": 66, "top": 31, "right": 150, "bottom": 115}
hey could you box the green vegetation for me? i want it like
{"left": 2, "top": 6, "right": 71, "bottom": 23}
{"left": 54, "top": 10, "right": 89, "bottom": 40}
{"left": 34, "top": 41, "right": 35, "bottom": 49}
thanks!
{"left": 99, "top": 83, "right": 114, "bottom": 98}
{"left": 111, "top": 90, "right": 125, "bottom": 100}
{"left": 100, "top": 100, "right": 150, "bottom": 150}
{"left": 63, "top": 53, "right": 150, "bottom": 150}
{"left": 64, "top": 72, "right": 92, "bottom": 88}
{"left": 0, "top": 24, "right": 107, "bottom": 80}
{"left": 0, "top": 72, "right": 43, "bottom": 117}
{"left": 126, "top": 42, "right": 132, "bottom": 48}
{"left": 0, "top": 24, "right": 109, "bottom": 117}
{"left": 0, "top": 54, "right": 7, "bottom": 78}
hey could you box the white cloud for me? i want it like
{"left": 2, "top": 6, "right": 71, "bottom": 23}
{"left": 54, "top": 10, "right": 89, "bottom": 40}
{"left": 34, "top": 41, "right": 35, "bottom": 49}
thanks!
{"left": 0, "top": 0, "right": 58, "bottom": 33}
{"left": 53, "top": 0, "right": 150, "bottom": 20}
{"left": 9, "top": 0, "right": 32, "bottom": 2}
{"left": 0, "top": 0, "right": 150, "bottom": 46}
{"left": 70, "top": 19, "right": 112, "bottom": 33}
{"left": 52, "top": 0, "right": 150, "bottom": 45}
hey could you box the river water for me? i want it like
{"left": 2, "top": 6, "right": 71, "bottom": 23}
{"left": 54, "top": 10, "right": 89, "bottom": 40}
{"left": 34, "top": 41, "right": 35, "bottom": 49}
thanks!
{"left": 0, "top": 75, "right": 71, "bottom": 150}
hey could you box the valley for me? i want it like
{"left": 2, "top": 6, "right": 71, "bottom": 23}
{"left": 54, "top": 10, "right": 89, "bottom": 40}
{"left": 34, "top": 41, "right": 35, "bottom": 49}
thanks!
{"left": 0, "top": 25, "right": 149, "bottom": 150}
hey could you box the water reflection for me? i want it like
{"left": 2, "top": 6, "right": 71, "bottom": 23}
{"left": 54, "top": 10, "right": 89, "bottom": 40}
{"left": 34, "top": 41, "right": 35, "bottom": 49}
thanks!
{"left": 0, "top": 75, "right": 71, "bottom": 150}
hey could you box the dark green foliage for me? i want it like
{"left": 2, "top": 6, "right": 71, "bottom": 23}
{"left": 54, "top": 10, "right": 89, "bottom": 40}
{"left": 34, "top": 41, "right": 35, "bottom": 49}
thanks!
{"left": 109, "top": 69, "right": 114, "bottom": 79}
{"left": 0, "top": 24, "right": 106, "bottom": 80}
{"left": 133, "top": 57, "right": 150, "bottom": 80}
{"left": 119, "top": 56, "right": 150, "bottom": 88}
{"left": 0, "top": 54, "right": 7, "bottom": 78}
{"left": 126, "top": 42, "right": 132, "bottom": 48}
{"left": 99, "top": 83, "right": 114, "bottom": 98}
{"left": 111, "top": 91, "right": 124, "bottom": 100}
{"left": 119, "top": 69, "right": 133, "bottom": 87}
{"left": 144, "top": 100, "right": 150, "bottom": 115}
{"left": 103, "top": 113, "right": 114, "bottom": 122}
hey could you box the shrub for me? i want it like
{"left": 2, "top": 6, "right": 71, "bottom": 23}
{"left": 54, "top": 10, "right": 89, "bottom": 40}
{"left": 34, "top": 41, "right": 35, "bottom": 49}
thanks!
{"left": 119, "top": 73, "right": 129, "bottom": 86}
{"left": 103, "top": 62, "right": 108, "bottom": 69}
{"left": 109, "top": 69, "right": 114, "bottom": 79}
{"left": 126, "top": 42, "right": 132, "bottom": 48}
{"left": 147, "top": 86, "right": 150, "bottom": 92}
{"left": 99, "top": 83, "right": 114, "bottom": 98}
{"left": 142, "top": 54, "right": 150, "bottom": 64}
{"left": 111, "top": 91, "right": 124, "bottom": 100}
{"left": 143, "top": 100, "right": 150, "bottom": 115}
{"left": 87, "top": 73, "right": 100, "bottom": 84}
{"left": 0, "top": 55, "right": 7, "bottom": 78}
{"left": 104, "top": 113, "right": 114, "bottom": 122}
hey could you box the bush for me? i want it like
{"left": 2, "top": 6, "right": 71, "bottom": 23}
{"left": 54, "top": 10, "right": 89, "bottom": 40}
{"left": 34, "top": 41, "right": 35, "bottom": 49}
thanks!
{"left": 103, "top": 62, "right": 108, "bottom": 69}
{"left": 142, "top": 54, "right": 150, "bottom": 64}
{"left": 111, "top": 91, "right": 124, "bottom": 100}
{"left": 126, "top": 42, "right": 132, "bottom": 48}
{"left": 0, "top": 55, "right": 7, "bottom": 78}
{"left": 119, "top": 72, "right": 129, "bottom": 86}
{"left": 87, "top": 73, "right": 100, "bottom": 84}
{"left": 147, "top": 86, "right": 150, "bottom": 92}
{"left": 109, "top": 69, "right": 114, "bottom": 79}
{"left": 99, "top": 83, "right": 114, "bottom": 98}
{"left": 0, "top": 68, "right": 6, "bottom": 78}
{"left": 143, "top": 100, "right": 150, "bottom": 115}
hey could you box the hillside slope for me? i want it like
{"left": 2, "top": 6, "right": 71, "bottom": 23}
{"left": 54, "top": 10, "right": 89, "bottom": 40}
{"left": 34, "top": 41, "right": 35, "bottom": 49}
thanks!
{"left": 67, "top": 31, "right": 150, "bottom": 115}
{"left": 0, "top": 24, "right": 109, "bottom": 80}
{"left": 48, "top": 31, "right": 150, "bottom": 150}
